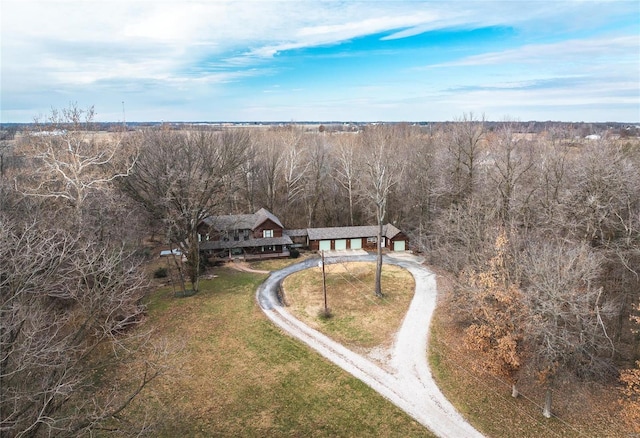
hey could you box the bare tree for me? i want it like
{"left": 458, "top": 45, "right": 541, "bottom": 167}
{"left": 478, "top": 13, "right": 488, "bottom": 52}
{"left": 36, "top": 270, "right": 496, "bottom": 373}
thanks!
{"left": 333, "top": 134, "right": 359, "bottom": 226}
{"left": 121, "top": 129, "right": 247, "bottom": 294}
{"left": 565, "top": 140, "right": 640, "bottom": 246}
{"left": 521, "top": 240, "right": 617, "bottom": 417}
{"left": 16, "top": 104, "right": 136, "bottom": 218}
{"left": 255, "top": 130, "right": 284, "bottom": 212}
{"left": 531, "top": 138, "right": 569, "bottom": 232}
{"left": 445, "top": 113, "right": 485, "bottom": 202}
{"left": 360, "top": 126, "right": 404, "bottom": 297}
{"left": 486, "top": 124, "right": 535, "bottom": 228}
{"left": 399, "top": 127, "right": 448, "bottom": 252}
{"left": 238, "top": 137, "right": 259, "bottom": 213}
{"left": 301, "top": 134, "right": 330, "bottom": 228}
{"left": 0, "top": 216, "right": 160, "bottom": 437}
{"left": 280, "top": 128, "right": 308, "bottom": 225}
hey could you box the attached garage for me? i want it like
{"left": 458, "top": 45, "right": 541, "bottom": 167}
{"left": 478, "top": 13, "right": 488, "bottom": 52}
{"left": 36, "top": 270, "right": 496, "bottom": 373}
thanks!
{"left": 334, "top": 239, "right": 347, "bottom": 250}
{"left": 393, "top": 240, "right": 406, "bottom": 251}
{"left": 307, "top": 224, "right": 408, "bottom": 253}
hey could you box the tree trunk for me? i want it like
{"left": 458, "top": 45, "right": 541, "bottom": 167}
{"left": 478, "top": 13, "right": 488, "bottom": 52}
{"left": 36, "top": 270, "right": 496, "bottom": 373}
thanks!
{"left": 171, "top": 253, "right": 187, "bottom": 295}
{"left": 511, "top": 383, "right": 519, "bottom": 398}
{"left": 374, "top": 219, "right": 383, "bottom": 298}
{"left": 348, "top": 185, "right": 354, "bottom": 226}
{"left": 543, "top": 388, "right": 552, "bottom": 418}
{"left": 188, "top": 228, "right": 200, "bottom": 294}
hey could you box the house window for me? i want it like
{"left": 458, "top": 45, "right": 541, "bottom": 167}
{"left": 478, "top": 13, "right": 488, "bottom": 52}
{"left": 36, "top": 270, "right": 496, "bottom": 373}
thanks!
{"left": 263, "top": 229, "right": 273, "bottom": 238}
{"left": 367, "top": 237, "right": 377, "bottom": 243}
{"left": 234, "top": 230, "right": 239, "bottom": 241}
{"left": 243, "top": 229, "right": 250, "bottom": 240}
{"left": 262, "top": 245, "right": 274, "bottom": 252}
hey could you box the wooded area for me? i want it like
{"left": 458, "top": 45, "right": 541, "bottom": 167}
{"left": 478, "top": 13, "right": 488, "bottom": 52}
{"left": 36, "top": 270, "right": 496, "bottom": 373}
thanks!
{"left": 1, "top": 106, "right": 638, "bottom": 435}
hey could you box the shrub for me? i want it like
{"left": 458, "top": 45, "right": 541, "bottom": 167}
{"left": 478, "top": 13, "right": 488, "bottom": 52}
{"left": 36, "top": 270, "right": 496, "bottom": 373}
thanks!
{"left": 153, "top": 267, "right": 168, "bottom": 278}
{"left": 289, "top": 248, "right": 300, "bottom": 259}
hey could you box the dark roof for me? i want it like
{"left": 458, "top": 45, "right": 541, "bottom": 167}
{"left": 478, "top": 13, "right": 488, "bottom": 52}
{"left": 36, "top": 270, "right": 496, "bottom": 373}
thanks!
{"left": 385, "top": 223, "right": 402, "bottom": 239}
{"left": 307, "top": 225, "right": 379, "bottom": 240}
{"left": 203, "top": 214, "right": 255, "bottom": 231}
{"left": 284, "top": 229, "right": 308, "bottom": 237}
{"left": 203, "top": 208, "right": 283, "bottom": 232}
{"left": 307, "top": 224, "right": 405, "bottom": 241}
{"left": 254, "top": 207, "right": 284, "bottom": 229}
{"left": 200, "top": 235, "right": 292, "bottom": 251}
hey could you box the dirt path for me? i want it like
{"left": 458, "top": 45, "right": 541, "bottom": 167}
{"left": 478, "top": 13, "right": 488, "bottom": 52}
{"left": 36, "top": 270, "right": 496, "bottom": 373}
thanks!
{"left": 227, "top": 261, "right": 270, "bottom": 274}
{"left": 256, "top": 254, "right": 484, "bottom": 438}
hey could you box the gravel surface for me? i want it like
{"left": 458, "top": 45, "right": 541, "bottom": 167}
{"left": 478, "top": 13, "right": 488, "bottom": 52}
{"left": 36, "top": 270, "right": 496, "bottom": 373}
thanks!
{"left": 256, "top": 253, "right": 484, "bottom": 438}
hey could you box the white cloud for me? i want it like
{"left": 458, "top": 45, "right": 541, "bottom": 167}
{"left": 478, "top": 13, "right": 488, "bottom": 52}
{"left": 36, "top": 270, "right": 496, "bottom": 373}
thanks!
{"left": 431, "top": 35, "right": 639, "bottom": 68}
{"left": 2, "top": 0, "right": 639, "bottom": 122}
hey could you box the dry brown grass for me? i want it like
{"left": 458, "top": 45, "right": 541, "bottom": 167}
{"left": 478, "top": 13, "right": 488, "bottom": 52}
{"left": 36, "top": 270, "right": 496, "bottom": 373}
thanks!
{"left": 282, "top": 262, "right": 415, "bottom": 350}
{"left": 429, "top": 271, "right": 631, "bottom": 438}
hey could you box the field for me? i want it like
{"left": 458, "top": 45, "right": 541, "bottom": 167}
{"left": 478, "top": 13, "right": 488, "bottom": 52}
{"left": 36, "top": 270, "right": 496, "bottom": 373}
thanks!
{"left": 123, "top": 263, "right": 432, "bottom": 437}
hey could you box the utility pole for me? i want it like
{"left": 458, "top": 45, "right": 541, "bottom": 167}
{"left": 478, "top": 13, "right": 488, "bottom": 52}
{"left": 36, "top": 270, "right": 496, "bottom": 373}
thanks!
{"left": 122, "top": 101, "right": 126, "bottom": 130}
{"left": 321, "top": 250, "right": 328, "bottom": 315}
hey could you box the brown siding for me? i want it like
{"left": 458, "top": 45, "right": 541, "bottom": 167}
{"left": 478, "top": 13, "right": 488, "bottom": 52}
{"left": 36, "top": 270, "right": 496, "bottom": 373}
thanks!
{"left": 388, "top": 232, "right": 409, "bottom": 250}
{"left": 253, "top": 219, "right": 283, "bottom": 238}
{"left": 310, "top": 236, "right": 385, "bottom": 251}
{"left": 363, "top": 238, "right": 377, "bottom": 250}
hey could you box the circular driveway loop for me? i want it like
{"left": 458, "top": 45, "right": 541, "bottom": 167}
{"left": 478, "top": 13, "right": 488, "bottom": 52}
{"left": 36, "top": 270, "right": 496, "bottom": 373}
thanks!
{"left": 256, "top": 254, "right": 484, "bottom": 438}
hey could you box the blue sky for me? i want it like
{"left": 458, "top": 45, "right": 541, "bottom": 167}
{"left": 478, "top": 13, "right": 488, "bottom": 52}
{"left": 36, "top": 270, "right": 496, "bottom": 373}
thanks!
{"left": 1, "top": 0, "right": 638, "bottom": 122}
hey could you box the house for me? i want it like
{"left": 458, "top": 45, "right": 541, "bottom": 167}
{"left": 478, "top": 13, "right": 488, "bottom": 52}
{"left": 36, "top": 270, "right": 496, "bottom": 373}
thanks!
{"left": 305, "top": 224, "right": 408, "bottom": 252}
{"left": 198, "top": 207, "right": 409, "bottom": 260}
{"left": 198, "top": 208, "right": 292, "bottom": 259}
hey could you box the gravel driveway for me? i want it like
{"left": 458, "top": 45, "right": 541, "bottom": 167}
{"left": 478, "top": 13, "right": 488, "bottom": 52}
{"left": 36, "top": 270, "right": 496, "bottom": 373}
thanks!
{"left": 256, "top": 253, "right": 484, "bottom": 438}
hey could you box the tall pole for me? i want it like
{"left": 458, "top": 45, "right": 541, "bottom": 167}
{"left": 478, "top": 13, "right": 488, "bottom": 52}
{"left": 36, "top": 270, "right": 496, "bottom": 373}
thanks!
{"left": 321, "top": 250, "right": 328, "bottom": 314}
{"left": 122, "top": 101, "right": 126, "bottom": 130}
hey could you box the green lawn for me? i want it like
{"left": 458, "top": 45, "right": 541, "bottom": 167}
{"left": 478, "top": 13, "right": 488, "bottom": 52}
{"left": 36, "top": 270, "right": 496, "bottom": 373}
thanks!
{"left": 127, "top": 266, "right": 433, "bottom": 437}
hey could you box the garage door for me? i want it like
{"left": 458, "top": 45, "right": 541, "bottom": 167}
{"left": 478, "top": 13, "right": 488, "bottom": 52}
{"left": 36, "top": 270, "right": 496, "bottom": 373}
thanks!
{"left": 335, "top": 239, "right": 347, "bottom": 250}
{"left": 350, "top": 238, "right": 362, "bottom": 250}
{"left": 393, "top": 240, "right": 406, "bottom": 251}
{"left": 319, "top": 240, "right": 331, "bottom": 251}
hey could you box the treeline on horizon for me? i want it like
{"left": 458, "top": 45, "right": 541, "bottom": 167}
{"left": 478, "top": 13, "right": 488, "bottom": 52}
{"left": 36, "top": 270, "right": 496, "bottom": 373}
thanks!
{"left": 2, "top": 119, "right": 640, "bottom": 138}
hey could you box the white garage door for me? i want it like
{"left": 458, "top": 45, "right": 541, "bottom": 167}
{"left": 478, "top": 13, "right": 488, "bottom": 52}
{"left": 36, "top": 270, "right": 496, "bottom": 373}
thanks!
{"left": 393, "top": 240, "right": 406, "bottom": 251}
{"left": 335, "top": 239, "right": 347, "bottom": 250}
{"left": 319, "top": 240, "right": 331, "bottom": 251}
{"left": 350, "top": 238, "right": 362, "bottom": 250}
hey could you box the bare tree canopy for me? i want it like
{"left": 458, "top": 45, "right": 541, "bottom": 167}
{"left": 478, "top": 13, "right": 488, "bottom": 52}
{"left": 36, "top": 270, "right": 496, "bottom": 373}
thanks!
{"left": 16, "top": 104, "right": 136, "bottom": 215}
{"left": 0, "top": 215, "right": 159, "bottom": 437}
{"left": 120, "top": 129, "right": 248, "bottom": 294}
{"left": 1, "top": 104, "right": 167, "bottom": 437}
{"left": 521, "top": 240, "right": 617, "bottom": 417}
